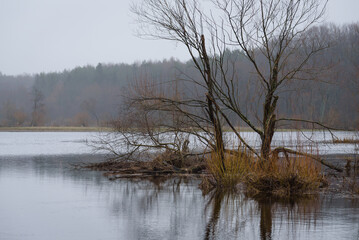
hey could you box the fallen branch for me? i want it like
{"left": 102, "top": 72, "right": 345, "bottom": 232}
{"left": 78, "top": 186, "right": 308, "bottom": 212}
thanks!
{"left": 272, "top": 147, "right": 343, "bottom": 172}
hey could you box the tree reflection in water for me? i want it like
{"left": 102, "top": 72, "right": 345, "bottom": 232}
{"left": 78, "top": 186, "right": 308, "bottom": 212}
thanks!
{"left": 259, "top": 200, "right": 273, "bottom": 240}
{"left": 202, "top": 189, "right": 321, "bottom": 240}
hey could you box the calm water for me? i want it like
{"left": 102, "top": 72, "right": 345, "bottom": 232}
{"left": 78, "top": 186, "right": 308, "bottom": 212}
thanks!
{"left": 0, "top": 131, "right": 358, "bottom": 156}
{"left": 0, "top": 132, "right": 359, "bottom": 240}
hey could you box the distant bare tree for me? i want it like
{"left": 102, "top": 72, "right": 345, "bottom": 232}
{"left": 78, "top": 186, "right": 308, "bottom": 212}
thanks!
{"left": 81, "top": 99, "right": 100, "bottom": 126}
{"left": 31, "top": 87, "right": 45, "bottom": 126}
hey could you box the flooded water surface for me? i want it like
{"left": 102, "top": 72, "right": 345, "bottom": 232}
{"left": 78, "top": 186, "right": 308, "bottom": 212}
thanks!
{"left": 0, "top": 132, "right": 359, "bottom": 239}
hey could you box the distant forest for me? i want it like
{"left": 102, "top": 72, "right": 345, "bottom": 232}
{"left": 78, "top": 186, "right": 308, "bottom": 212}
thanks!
{"left": 0, "top": 23, "right": 358, "bottom": 129}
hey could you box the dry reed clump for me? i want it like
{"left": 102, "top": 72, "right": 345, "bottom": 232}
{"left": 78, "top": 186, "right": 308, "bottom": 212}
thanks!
{"left": 245, "top": 154, "right": 323, "bottom": 197}
{"left": 205, "top": 149, "right": 253, "bottom": 189}
{"left": 205, "top": 148, "right": 324, "bottom": 197}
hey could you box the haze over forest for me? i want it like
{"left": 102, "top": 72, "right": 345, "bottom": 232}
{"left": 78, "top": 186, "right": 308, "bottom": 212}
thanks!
{"left": 0, "top": 23, "right": 358, "bottom": 129}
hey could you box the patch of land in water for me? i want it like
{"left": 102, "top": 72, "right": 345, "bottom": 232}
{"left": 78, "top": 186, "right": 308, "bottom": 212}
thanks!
{"left": 82, "top": 153, "right": 359, "bottom": 197}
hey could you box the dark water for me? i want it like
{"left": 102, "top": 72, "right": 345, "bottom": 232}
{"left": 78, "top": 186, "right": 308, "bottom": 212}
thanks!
{"left": 0, "top": 155, "right": 359, "bottom": 240}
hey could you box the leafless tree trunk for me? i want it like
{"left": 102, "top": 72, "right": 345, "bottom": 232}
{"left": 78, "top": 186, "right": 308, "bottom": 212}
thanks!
{"left": 31, "top": 87, "right": 45, "bottom": 126}
{"left": 201, "top": 35, "right": 226, "bottom": 170}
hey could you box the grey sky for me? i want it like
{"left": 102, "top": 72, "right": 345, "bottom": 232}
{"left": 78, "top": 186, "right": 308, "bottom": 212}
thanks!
{"left": 0, "top": 0, "right": 358, "bottom": 76}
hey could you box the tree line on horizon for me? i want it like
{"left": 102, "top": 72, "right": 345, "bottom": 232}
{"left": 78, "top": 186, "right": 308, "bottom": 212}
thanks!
{"left": 0, "top": 23, "right": 358, "bottom": 129}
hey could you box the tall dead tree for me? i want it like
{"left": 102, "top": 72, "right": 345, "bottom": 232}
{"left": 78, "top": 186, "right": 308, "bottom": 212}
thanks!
{"left": 130, "top": 0, "right": 232, "bottom": 171}
{"left": 131, "top": 0, "right": 329, "bottom": 162}
{"left": 213, "top": 0, "right": 329, "bottom": 160}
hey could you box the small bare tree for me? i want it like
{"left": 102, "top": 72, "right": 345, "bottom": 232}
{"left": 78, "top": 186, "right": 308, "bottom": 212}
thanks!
{"left": 31, "top": 87, "right": 45, "bottom": 126}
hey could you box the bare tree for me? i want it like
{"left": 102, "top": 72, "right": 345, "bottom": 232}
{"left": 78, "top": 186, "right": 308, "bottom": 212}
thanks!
{"left": 81, "top": 98, "right": 100, "bottom": 126}
{"left": 214, "top": 0, "right": 330, "bottom": 159}
{"left": 31, "top": 87, "right": 45, "bottom": 126}
{"left": 130, "top": 0, "right": 330, "bottom": 163}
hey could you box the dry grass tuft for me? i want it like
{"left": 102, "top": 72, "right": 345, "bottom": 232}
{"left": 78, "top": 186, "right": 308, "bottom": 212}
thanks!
{"left": 205, "top": 148, "right": 324, "bottom": 197}
{"left": 206, "top": 149, "right": 253, "bottom": 189}
{"left": 245, "top": 154, "right": 323, "bottom": 197}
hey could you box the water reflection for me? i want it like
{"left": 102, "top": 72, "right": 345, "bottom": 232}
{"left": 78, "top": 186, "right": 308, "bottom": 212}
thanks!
{"left": 202, "top": 189, "right": 359, "bottom": 240}
{"left": 259, "top": 199, "right": 273, "bottom": 240}
{"left": 1, "top": 155, "right": 359, "bottom": 240}
{"left": 258, "top": 196, "right": 322, "bottom": 240}
{"left": 204, "top": 191, "right": 224, "bottom": 239}
{"left": 202, "top": 190, "right": 321, "bottom": 240}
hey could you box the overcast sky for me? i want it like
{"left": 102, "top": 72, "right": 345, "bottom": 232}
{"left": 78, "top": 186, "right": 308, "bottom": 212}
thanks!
{"left": 1, "top": 0, "right": 359, "bottom": 76}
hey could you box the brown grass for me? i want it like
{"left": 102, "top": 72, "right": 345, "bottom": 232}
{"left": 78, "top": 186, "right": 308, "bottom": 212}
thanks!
{"left": 245, "top": 155, "right": 323, "bottom": 197}
{"left": 333, "top": 138, "right": 359, "bottom": 144}
{"left": 205, "top": 148, "right": 324, "bottom": 197}
{"left": 206, "top": 149, "right": 252, "bottom": 188}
